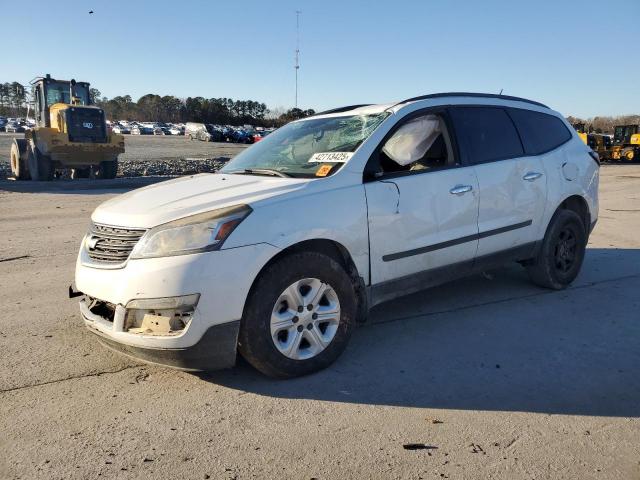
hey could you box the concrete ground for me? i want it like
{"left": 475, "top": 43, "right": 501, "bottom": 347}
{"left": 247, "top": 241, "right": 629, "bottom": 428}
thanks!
{"left": 0, "top": 165, "right": 638, "bottom": 479}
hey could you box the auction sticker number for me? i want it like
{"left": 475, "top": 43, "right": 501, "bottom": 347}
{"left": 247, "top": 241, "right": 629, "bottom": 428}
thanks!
{"left": 309, "top": 152, "right": 354, "bottom": 163}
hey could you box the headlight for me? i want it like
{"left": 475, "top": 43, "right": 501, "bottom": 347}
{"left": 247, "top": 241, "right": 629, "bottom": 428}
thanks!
{"left": 130, "top": 205, "right": 251, "bottom": 259}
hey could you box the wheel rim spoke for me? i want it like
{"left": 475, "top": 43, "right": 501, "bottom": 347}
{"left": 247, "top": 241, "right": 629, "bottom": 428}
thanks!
{"left": 270, "top": 309, "right": 296, "bottom": 331}
{"left": 283, "top": 283, "right": 304, "bottom": 308}
{"left": 305, "top": 327, "right": 328, "bottom": 350}
{"left": 284, "top": 330, "right": 304, "bottom": 356}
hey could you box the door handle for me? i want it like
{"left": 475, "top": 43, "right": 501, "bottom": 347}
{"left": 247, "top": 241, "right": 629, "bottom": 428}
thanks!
{"left": 523, "top": 172, "right": 543, "bottom": 182}
{"left": 449, "top": 184, "right": 473, "bottom": 195}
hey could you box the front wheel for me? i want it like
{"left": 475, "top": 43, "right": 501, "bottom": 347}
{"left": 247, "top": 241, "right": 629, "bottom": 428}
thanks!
{"left": 238, "top": 252, "right": 357, "bottom": 378}
{"left": 10, "top": 139, "right": 29, "bottom": 180}
{"left": 526, "top": 209, "right": 587, "bottom": 290}
{"left": 27, "top": 143, "right": 54, "bottom": 181}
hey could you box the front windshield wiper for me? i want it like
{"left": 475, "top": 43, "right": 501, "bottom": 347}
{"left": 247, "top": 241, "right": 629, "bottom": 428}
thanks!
{"left": 227, "top": 168, "right": 292, "bottom": 178}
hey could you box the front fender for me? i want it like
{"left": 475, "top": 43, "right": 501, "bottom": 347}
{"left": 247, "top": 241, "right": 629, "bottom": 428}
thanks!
{"left": 225, "top": 184, "right": 370, "bottom": 285}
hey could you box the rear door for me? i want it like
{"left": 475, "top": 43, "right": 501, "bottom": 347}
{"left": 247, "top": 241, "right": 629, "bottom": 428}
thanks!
{"left": 449, "top": 106, "right": 547, "bottom": 258}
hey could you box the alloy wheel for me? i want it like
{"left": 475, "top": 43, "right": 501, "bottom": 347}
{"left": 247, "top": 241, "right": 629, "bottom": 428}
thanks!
{"left": 270, "top": 278, "right": 341, "bottom": 360}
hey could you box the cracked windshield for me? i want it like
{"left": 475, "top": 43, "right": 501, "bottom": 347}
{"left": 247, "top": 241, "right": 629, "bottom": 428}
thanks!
{"left": 221, "top": 112, "right": 389, "bottom": 177}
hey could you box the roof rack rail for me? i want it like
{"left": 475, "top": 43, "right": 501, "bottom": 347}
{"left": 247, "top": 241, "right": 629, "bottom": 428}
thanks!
{"left": 392, "top": 92, "right": 548, "bottom": 109}
{"left": 312, "top": 104, "right": 372, "bottom": 116}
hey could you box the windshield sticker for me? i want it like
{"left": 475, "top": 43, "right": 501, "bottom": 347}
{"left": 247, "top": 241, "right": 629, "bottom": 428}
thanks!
{"left": 315, "top": 164, "right": 333, "bottom": 177}
{"left": 309, "top": 152, "right": 354, "bottom": 163}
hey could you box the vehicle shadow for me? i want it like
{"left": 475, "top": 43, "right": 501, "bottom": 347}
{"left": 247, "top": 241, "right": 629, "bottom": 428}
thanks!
{"left": 200, "top": 247, "right": 640, "bottom": 417}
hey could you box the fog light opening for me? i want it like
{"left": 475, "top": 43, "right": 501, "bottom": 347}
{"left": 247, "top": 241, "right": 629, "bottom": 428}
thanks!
{"left": 124, "top": 294, "right": 199, "bottom": 336}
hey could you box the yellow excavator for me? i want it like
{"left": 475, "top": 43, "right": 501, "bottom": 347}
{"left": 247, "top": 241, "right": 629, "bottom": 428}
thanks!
{"left": 10, "top": 74, "right": 124, "bottom": 180}
{"left": 610, "top": 124, "right": 640, "bottom": 162}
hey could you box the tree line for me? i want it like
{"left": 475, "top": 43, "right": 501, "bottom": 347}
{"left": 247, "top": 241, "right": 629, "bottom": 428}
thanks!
{"left": 5, "top": 79, "right": 636, "bottom": 132}
{"left": 0, "top": 81, "right": 316, "bottom": 126}
{"left": 566, "top": 115, "right": 640, "bottom": 134}
{"left": 0, "top": 82, "right": 27, "bottom": 117}
{"left": 96, "top": 94, "right": 316, "bottom": 127}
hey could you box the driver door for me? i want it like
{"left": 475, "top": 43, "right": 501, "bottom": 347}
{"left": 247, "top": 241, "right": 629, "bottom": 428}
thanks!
{"left": 364, "top": 110, "right": 480, "bottom": 301}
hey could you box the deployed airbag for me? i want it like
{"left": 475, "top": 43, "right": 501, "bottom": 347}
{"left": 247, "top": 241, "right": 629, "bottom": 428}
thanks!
{"left": 382, "top": 115, "right": 441, "bottom": 166}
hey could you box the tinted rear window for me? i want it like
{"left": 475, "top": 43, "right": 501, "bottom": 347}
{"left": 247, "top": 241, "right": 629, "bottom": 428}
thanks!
{"left": 507, "top": 108, "right": 572, "bottom": 155}
{"left": 450, "top": 107, "right": 523, "bottom": 164}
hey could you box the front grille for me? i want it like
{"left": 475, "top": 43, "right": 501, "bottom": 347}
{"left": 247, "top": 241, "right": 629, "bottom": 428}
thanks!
{"left": 67, "top": 107, "right": 107, "bottom": 143}
{"left": 85, "top": 223, "right": 146, "bottom": 265}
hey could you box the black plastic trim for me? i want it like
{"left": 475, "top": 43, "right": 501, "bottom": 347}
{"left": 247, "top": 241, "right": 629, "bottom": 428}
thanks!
{"left": 91, "top": 321, "right": 240, "bottom": 371}
{"left": 370, "top": 241, "right": 537, "bottom": 306}
{"left": 382, "top": 220, "right": 533, "bottom": 262}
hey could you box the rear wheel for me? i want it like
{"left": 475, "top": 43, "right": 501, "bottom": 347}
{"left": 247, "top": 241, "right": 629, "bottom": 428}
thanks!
{"left": 238, "top": 252, "right": 357, "bottom": 378}
{"left": 622, "top": 148, "right": 635, "bottom": 162}
{"left": 526, "top": 209, "right": 587, "bottom": 290}
{"left": 27, "top": 143, "right": 54, "bottom": 181}
{"left": 10, "top": 139, "right": 29, "bottom": 180}
{"left": 98, "top": 159, "right": 118, "bottom": 179}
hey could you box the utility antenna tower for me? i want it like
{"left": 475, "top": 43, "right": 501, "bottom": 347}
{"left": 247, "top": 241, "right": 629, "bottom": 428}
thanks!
{"left": 295, "top": 10, "right": 301, "bottom": 108}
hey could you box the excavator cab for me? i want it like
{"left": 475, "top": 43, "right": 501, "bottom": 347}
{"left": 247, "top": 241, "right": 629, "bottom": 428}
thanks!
{"left": 32, "top": 76, "right": 91, "bottom": 127}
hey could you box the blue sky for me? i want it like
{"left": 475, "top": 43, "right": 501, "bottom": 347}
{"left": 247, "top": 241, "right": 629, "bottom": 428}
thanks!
{"left": 3, "top": 0, "right": 637, "bottom": 118}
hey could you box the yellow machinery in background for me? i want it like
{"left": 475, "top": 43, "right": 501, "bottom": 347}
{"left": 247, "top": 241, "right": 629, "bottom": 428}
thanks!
{"left": 611, "top": 124, "right": 640, "bottom": 162}
{"left": 9, "top": 74, "right": 124, "bottom": 180}
{"left": 587, "top": 133, "right": 613, "bottom": 161}
{"left": 572, "top": 122, "right": 588, "bottom": 144}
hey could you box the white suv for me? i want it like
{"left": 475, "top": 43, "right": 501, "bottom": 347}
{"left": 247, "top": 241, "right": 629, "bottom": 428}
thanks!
{"left": 73, "top": 93, "right": 599, "bottom": 378}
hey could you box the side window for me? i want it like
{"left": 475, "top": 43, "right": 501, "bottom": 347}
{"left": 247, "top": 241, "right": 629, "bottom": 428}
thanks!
{"left": 375, "top": 113, "right": 456, "bottom": 175}
{"left": 507, "top": 108, "right": 572, "bottom": 155}
{"left": 449, "top": 107, "right": 523, "bottom": 164}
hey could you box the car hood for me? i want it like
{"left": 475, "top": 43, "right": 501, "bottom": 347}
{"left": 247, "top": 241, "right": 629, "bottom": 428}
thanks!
{"left": 92, "top": 173, "right": 309, "bottom": 228}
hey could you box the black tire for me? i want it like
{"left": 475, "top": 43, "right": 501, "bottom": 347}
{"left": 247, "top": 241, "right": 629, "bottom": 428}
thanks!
{"left": 238, "top": 252, "right": 357, "bottom": 378}
{"left": 27, "top": 143, "right": 54, "bottom": 181}
{"left": 10, "top": 139, "right": 29, "bottom": 180}
{"left": 526, "top": 209, "right": 587, "bottom": 290}
{"left": 98, "top": 159, "right": 118, "bottom": 179}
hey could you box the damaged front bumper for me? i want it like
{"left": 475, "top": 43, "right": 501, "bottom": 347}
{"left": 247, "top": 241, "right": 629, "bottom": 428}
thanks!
{"left": 72, "top": 243, "right": 280, "bottom": 371}
{"left": 75, "top": 292, "right": 240, "bottom": 371}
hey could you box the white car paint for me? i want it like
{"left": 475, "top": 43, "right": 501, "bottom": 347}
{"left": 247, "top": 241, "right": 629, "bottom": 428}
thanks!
{"left": 473, "top": 154, "right": 548, "bottom": 258}
{"left": 75, "top": 94, "right": 599, "bottom": 364}
{"left": 365, "top": 167, "right": 480, "bottom": 284}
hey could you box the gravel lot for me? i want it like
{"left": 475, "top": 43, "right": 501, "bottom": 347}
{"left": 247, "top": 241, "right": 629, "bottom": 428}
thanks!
{"left": 0, "top": 132, "right": 247, "bottom": 179}
{"left": 0, "top": 162, "right": 639, "bottom": 479}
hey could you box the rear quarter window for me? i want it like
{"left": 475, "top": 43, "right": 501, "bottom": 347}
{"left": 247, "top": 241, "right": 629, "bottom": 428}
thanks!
{"left": 507, "top": 108, "right": 572, "bottom": 155}
{"left": 449, "top": 107, "right": 524, "bottom": 164}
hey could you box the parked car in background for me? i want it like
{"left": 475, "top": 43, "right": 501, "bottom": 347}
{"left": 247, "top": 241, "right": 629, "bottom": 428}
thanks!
{"left": 112, "top": 124, "right": 131, "bottom": 134}
{"left": 131, "top": 125, "right": 155, "bottom": 135}
{"left": 253, "top": 130, "right": 273, "bottom": 143}
{"left": 0, "top": 116, "right": 7, "bottom": 131}
{"left": 169, "top": 125, "right": 184, "bottom": 135}
{"left": 228, "top": 128, "right": 254, "bottom": 144}
{"left": 4, "top": 121, "right": 25, "bottom": 133}
{"left": 185, "top": 122, "right": 223, "bottom": 142}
